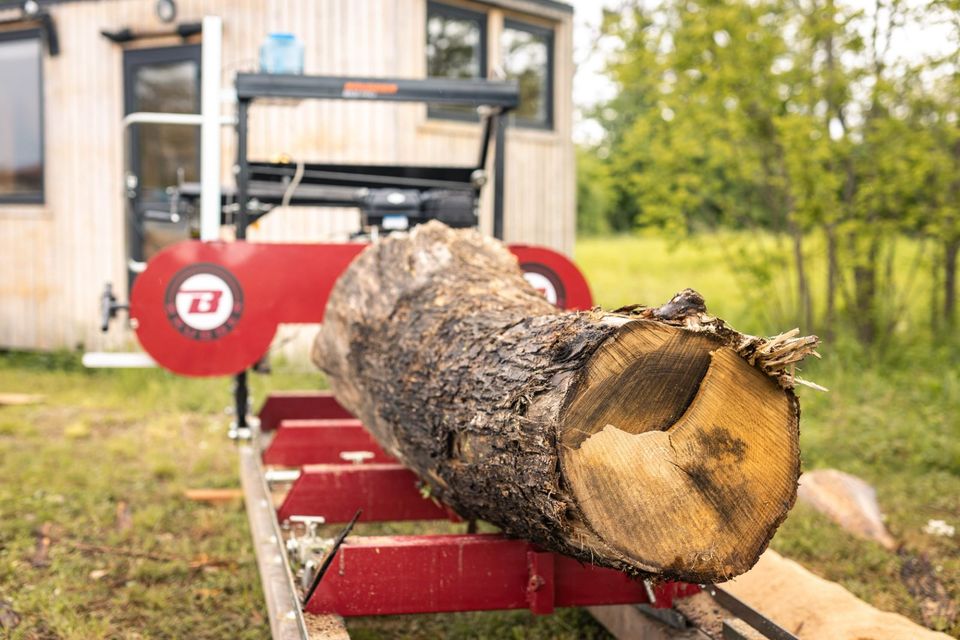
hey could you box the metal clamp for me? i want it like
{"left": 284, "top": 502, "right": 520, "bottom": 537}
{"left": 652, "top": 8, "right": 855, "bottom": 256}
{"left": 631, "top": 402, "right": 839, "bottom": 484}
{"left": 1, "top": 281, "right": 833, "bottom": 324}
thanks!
{"left": 265, "top": 469, "right": 302, "bottom": 485}
{"left": 301, "top": 509, "right": 362, "bottom": 610}
{"left": 340, "top": 451, "right": 375, "bottom": 465}
{"left": 285, "top": 515, "right": 331, "bottom": 591}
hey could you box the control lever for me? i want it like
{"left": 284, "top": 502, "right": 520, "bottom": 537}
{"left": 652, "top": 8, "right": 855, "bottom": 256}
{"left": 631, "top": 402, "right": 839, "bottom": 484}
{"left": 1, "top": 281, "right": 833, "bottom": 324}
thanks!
{"left": 100, "top": 282, "right": 129, "bottom": 332}
{"left": 142, "top": 209, "right": 181, "bottom": 223}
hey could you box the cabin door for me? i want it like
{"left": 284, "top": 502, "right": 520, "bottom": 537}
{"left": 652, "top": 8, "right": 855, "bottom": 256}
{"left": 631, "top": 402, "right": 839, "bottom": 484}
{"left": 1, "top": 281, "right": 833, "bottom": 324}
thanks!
{"left": 123, "top": 44, "right": 201, "bottom": 275}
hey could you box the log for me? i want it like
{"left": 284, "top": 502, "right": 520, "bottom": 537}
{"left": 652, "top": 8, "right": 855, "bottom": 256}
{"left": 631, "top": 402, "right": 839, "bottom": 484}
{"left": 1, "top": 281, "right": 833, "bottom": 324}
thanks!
{"left": 312, "top": 222, "right": 819, "bottom": 583}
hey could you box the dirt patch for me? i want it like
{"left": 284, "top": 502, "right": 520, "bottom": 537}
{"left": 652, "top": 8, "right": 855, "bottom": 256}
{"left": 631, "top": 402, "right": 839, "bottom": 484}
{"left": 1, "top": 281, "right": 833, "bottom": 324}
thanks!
{"left": 899, "top": 551, "right": 959, "bottom": 630}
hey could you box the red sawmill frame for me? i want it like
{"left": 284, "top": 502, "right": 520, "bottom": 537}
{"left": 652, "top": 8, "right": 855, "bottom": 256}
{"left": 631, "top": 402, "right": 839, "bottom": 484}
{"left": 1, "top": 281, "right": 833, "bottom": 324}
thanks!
{"left": 257, "top": 391, "right": 701, "bottom": 619}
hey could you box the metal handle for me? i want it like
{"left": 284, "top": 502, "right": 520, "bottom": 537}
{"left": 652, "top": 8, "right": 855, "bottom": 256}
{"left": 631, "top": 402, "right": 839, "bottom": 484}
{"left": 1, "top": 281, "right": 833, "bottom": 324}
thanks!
{"left": 100, "top": 282, "right": 129, "bottom": 333}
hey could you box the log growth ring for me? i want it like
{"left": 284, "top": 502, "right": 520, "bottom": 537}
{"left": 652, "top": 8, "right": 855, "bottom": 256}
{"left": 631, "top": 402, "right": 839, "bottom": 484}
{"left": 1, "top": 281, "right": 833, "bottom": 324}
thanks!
{"left": 560, "top": 320, "right": 800, "bottom": 582}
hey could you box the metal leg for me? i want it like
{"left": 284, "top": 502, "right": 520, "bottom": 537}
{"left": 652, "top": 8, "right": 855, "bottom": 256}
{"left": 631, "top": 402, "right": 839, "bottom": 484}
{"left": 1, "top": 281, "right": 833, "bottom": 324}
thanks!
{"left": 231, "top": 370, "right": 250, "bottom": 439}
{"left": 493, "top": 113, "right": 507, "bottom": 240}
{"left": 236, "top": 98, "right": 250, "bottom": 240}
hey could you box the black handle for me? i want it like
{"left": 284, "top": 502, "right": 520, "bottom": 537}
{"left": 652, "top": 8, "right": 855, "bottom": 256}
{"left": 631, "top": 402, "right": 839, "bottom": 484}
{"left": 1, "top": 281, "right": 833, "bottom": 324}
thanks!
{"left": 100, "top": 282, "right": 129, "bottom": 333}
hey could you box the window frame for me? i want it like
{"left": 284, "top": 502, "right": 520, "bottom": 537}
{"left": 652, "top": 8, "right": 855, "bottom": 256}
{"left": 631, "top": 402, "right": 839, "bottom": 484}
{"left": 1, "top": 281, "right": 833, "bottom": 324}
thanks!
{"left": 426, "top": 1, "right": 488, "bottom": 123}
{"left": 122, "top": 43, "right": 202, "bottom": 272}
{"left": 0, "top": 28, "right": 45, "bottom": 205}
{"left": 502, "top": 18, "right": 555, "bottom": 131}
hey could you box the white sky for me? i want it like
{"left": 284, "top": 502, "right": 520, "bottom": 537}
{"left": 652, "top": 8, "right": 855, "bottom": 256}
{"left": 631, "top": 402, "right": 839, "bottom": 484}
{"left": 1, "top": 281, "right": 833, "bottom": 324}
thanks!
{"left": 569, "top": 0, "right": 957, "bottom": 144}
{"left": 571, "top": 0, "right": 619, "bottom": 144}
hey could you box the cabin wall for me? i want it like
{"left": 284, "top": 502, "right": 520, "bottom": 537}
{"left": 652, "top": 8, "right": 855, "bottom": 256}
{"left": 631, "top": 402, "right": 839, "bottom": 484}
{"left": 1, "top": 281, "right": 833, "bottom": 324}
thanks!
{"left": 0, "top": 0, "right": 574, "bottom": 352}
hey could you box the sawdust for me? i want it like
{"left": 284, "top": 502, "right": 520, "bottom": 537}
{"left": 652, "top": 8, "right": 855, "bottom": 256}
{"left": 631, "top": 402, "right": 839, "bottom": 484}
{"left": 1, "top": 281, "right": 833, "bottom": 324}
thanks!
{"left": 723, "top": 550, "right": 953, "bottom": 640}
{"left": 672, "top": 591, "right": 728, "bottom": 638}
{"left": 304, "top": 612, "right": 349, "bottom": 639}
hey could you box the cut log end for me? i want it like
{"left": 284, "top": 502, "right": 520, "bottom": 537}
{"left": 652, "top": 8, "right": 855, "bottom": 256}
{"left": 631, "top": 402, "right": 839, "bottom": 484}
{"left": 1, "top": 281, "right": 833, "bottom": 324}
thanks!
{"left": 560, "top": 320, "right": 800, "bottom": 582}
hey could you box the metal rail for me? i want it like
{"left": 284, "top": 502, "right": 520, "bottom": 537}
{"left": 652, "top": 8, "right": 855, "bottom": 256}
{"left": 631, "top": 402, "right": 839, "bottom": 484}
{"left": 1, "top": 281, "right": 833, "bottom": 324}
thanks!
{"left": 239, "top": 437, "right": 318, "bottom": 640}
{"left": 235, "top": 73, "right": 519, "bottom": 108}
{"left": 704, "top": 584, "right": 798, "bottom": 640}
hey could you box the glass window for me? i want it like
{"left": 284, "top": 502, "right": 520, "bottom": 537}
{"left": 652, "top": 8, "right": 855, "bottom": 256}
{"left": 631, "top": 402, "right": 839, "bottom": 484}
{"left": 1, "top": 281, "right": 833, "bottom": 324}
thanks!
{"left": 426, "top": 2, "right": 487, "bottom": 120}
{"left": 123, "top": 45, "right": 201, "bottom": 264}
{"left": 502, "top": 20, "right": 553, "bottom": 129}
{"left": 0, "top": 30, "right": 44, "bottom": 203}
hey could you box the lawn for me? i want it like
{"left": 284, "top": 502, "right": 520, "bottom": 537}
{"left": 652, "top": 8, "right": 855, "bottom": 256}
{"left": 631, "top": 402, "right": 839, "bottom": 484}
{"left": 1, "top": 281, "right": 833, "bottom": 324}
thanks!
{"left": 0, "top": 233, "right": 956, "bottom": 638}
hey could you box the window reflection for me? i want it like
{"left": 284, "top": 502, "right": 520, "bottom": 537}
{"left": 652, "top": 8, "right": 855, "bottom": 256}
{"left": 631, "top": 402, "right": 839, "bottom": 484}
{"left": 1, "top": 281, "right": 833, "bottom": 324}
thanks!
{"left": 502, "top": 22, "right": 553, "bottom": 129}
{"left": 0, "top": 33, "right": 43, "bottom": 202}
{"left": 426, "top": 2, "right": 487, "bottom": 120}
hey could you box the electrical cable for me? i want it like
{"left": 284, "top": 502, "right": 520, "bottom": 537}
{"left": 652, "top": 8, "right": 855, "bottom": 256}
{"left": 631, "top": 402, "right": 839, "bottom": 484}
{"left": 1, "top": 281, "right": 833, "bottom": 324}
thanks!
{"left": 280, "top": 158, "right": 305, "bottom": 212}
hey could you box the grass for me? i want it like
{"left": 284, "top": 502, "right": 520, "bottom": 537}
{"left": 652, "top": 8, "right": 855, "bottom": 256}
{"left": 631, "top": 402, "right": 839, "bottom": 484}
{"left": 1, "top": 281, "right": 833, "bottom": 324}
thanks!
{"left": 0, "top": 232, "right": 957, "bottom": 638}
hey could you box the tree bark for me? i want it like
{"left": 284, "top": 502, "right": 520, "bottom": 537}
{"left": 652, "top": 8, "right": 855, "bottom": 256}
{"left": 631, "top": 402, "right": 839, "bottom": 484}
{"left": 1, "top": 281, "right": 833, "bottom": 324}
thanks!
{"left": 313, "top": 222, "right": 818, "bottom": 583}
{"left": 824, "top": 224, "right": 839, "bottom": 340}
{"left": 789, "top": 219, "right": 813, "bottom": 332}
{"left": 944, "top": 237, "right": 959, "bottom": 329}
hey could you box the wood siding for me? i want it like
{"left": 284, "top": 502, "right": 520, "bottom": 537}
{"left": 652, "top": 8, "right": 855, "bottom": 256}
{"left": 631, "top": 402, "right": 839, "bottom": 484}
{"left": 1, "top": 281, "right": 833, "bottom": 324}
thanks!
{"left": 0, "top": 0, "right": 574, "bottom": 352}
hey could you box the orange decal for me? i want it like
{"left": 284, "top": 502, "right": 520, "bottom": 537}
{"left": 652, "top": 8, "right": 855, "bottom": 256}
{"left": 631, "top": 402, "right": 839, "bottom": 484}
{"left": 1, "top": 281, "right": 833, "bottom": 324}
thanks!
{"left": 342, "top": 81, "right": 399, "bottom": 95}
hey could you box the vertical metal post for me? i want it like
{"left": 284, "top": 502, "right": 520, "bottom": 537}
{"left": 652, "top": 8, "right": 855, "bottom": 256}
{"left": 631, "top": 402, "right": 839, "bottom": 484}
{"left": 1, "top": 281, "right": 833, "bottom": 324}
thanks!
{"left": 477, "top": 113, "right": 492, "bottom": 170}
{"left": 492, "top": 112, "right": 507, "bottom": 240}
{"left": 234, "top": 370, "right": 249, "bottom": 433}
{"left": 236, "top": 98, "right": 250, "bottom": 240}
{"left": 233, "top": 90, "right": 251, "bottom": 433}
{"left": 200, "top": 16, "right": 222, "bottom": 242}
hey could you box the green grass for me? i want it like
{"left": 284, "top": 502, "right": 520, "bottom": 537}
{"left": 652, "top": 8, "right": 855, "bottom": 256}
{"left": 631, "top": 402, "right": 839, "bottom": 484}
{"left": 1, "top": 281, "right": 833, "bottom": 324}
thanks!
{"left": 576, "top": 230, "right": 938, "bottom": 340}
{"left": 0, "top": 232, "right": 956, "bottom": 637}
{"left": 0, "top": 358, "right": 316, "bottom": 640}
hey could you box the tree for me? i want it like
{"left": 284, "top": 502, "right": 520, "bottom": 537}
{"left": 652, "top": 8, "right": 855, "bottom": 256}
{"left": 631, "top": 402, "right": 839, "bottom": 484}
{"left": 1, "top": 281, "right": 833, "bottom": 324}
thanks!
{"left": 589, "top": 0, "right": 954, "bottom": 345}
{"left": 576, "top": 145, "right": 614, "bottom": 234}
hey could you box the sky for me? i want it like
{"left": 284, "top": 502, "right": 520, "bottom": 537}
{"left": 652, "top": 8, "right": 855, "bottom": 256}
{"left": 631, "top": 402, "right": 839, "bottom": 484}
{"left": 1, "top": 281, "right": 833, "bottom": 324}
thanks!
{"left": 568, "top": 0, "right": 957, "bottom": 144}
{"left": 571, "top": 0, "right": 619, "bottom": 144}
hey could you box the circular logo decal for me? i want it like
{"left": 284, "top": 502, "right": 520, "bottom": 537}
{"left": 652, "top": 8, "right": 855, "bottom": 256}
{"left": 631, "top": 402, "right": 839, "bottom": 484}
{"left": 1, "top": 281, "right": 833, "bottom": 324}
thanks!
{"left": 164, "top": 264, "right": 243, "bottom": 340}
{"left": 521, "top": 263, "right": 566, "bottom": 308}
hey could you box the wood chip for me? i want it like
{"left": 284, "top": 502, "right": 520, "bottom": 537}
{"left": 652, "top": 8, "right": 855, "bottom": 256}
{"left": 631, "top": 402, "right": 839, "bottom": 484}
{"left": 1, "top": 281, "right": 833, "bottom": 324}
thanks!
{"left": 797, "top": 469, "right": 897, "bottom": 550}
{"left": 0, "top": 393, "right": 44, "bottom": 406}
{"left": 30, "top": 522, "right": 52, "bottom": 568}
{"left": 183, "top": 488, "right": 243, "bottom": 504}
{"left": 115, "top": 500, "right": 133, "bottom": 532}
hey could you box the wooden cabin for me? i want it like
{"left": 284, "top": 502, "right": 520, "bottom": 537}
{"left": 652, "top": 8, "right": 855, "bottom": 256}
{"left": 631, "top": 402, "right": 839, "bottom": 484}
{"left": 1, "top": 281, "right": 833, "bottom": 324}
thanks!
{"left": 0, "top": 0, "right": 574, "bottom": 352}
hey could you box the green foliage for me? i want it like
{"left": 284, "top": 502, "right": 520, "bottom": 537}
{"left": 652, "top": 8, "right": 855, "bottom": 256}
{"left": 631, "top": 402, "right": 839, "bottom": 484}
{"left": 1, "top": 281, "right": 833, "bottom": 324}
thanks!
{"left": 584, "top": 0, "right": 960, "bottom": 342}
{"left": 575, "top": 146, "right": 614, "bottom": 235}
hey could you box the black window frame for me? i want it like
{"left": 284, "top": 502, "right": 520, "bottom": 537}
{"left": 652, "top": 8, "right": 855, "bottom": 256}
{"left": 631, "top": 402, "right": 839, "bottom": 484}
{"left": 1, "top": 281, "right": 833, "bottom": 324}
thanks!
{"left": 0, "top": 28, "right": 45, "bottom": 205}
{"left": 426, "top": 1, "right": 488, "bottom": 122}
{"left": 502, "top": 18, "right": 554, "bottom": 130}
{"left": 121, "top": 43, "right": 202, "bottom": 271}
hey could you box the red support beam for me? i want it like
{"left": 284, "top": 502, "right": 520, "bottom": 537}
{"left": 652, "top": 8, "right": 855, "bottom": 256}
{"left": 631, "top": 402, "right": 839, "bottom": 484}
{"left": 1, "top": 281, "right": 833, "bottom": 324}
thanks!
{"left": 262, "top": 419, "right": 394, "bottom": 466}
{"left": 305, "top": 534, "right": 699, "bottom": 616}
{"left": 258, "top": 391, "right": 352, "bottom": 431}
{"left": 526, "top": 551, "right": 555, "bottom": 614}
{"left": 257, "top": 394, "right": 703, "bottom": 621}
{"left": 276, "top": 463, "right": 455, "bottom": 523}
